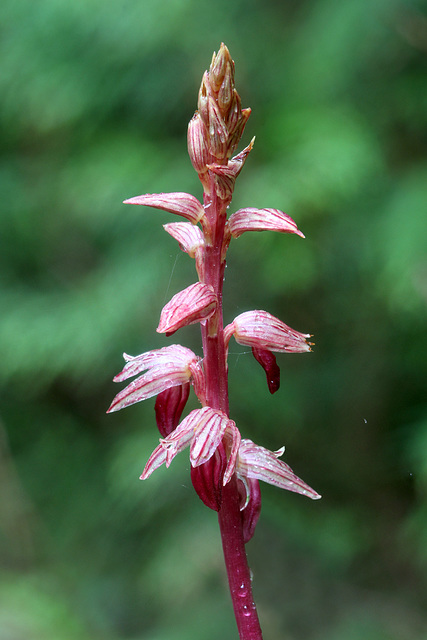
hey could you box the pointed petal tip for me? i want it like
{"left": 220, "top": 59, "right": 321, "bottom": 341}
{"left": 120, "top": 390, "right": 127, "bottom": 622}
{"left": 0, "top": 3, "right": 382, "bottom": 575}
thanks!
{"left": 106, "top": 403, "right": 117, "bottom": 414}
{"left": 299, "top": 486, "right": 321, "bottom": 500}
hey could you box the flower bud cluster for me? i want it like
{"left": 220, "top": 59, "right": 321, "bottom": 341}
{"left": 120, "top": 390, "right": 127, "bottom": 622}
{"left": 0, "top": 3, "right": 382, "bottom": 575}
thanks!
{"left": 188, "top": 43, "right": 251, "bottom": 195}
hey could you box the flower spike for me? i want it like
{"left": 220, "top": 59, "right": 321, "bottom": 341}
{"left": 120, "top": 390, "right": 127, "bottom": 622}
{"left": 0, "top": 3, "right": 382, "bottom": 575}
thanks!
{"left": 109, "top": 45, "right": 319, "bottom": 637}
{"left": 224, "top": 310, "right": 312, "bottom": 353}
{"left": 157, "top": 283, "right": 217, "bottom": 336}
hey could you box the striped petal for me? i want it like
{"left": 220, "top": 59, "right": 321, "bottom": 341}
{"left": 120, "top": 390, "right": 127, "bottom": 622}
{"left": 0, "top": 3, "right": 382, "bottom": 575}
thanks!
{"left": 224, "top": 310, "right": 312, "bottom": 353}
{"left": 163, "top": 222, "right": 204, "bottom": 257}
{"left": 114, "top": 345, "right": 198, "bottom": 383}
{"left": 223, "top": 420, "right": 241, "bottom": 485}
{"left": 140, "top": 444, "right": 168, "bottom": 480}
{"left": 107, "top": 363, "right": 192, "bottom": 413}
{"left": 228, "top": 208, "right": 304, "bottom": 238}
{"left": 157, "top": 283, "right": 217, "bottom": 335}
{"left": 190, "top": 407, "right": 230, "bottom": 467}
{"left": 237, "top": 439, "right": 321, "bottom": 500}
{"left": 123, "top": 192, "right": 205, "bottom": 225}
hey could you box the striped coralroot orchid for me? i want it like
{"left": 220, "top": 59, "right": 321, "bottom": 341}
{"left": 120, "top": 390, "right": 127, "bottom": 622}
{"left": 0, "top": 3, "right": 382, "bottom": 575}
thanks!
{"left": 109, "top": 44, "right": 320, "bottom": 640}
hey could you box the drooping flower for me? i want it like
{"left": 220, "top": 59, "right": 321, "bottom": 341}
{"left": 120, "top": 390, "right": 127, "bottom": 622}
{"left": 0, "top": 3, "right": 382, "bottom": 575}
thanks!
{"left": 236, "top": 438, "right": 321, "bottom": 503}
{"left": 107, "top": 344, "right": 205, "bottom": 413}
{"left": 141, "top": 407, "right": 241, "bottom": 488}
{"left": 157, "top": 283, "right": 217, "bottom": 336}
{"left": 224, "top": 310, "right": 312, "bottom": 353}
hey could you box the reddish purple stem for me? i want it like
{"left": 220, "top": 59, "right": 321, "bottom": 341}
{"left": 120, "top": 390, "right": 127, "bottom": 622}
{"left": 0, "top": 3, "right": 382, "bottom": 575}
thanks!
{"left": 201, "top": 181, "right": 263, "bottom": 639}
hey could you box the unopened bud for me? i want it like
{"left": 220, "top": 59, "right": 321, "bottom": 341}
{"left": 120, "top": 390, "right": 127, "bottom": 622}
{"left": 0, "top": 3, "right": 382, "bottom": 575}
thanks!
{"left": 209, "top": 43, "right": 232, "bottom": 92}
{"left": 226, "top": 90, "right": 241, "bottom": 131}
{"left": 198, "top": 73, "right": 210, "bottom": 125}
{"left": 208, "top": 100, "right": 228, "bottom": 160}
{"left": 217, "top": 62, "right": 234, "bottom": 113}
{"left": 188, "top": 113, "right": 210, "bottom": 175}
{"left": 227, "top": 107, "right": 251, "bottom": 158}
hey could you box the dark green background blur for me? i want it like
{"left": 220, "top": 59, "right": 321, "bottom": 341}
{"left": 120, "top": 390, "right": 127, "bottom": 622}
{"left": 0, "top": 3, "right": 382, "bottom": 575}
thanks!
{"left": 1, "top": 0, "right": 427, "bottom": 638}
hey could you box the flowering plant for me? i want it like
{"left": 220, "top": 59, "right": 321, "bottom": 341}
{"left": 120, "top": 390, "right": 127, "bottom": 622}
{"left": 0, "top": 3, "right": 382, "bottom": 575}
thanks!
{"left": 108, "top": 44, "right": 320, "bottom": 640}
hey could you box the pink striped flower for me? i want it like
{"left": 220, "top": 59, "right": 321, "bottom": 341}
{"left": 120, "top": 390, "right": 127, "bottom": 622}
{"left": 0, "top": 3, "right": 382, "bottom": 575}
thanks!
{"left": 227, "top": 207, "right": 304, "bottom": 238}
{"left": 157, "top": 283, "right": 217, "bottom": 335}
{"left": 141, "top": 407, "right": 241, "bottom": 486}
{"left": 163, "top": 222, "right": 205, "bottom": 279}
{"left": 224, "top": 310, "right": 312, "bottom": 353}
{"left": 107, "top": 344, "right": 205, "bottom": 413}
{"left": 123, "top": 192, "right": 205, "bottom": 226}
{"left": 236, "top": 439, "right": 321, "bottom": 503}
{"left": 163, "top": 222, "right": 204, "bottom": 257}
{"left": 187, "top": 112, "right": 210, "bottom": 181}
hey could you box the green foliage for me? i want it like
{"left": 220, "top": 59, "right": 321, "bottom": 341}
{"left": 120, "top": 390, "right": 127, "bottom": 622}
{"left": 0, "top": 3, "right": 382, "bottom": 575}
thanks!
{"left": 1, "top": 0, "right": 426, "bottom": 638}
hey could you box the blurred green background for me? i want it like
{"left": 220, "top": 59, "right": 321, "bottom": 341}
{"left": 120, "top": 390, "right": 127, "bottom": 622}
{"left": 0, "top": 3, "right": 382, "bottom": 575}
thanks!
{"left": 1, "top": 0, "right": 427, "bottom": 638}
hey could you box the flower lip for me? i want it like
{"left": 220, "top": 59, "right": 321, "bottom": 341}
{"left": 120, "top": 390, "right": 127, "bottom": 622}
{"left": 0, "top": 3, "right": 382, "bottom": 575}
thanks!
{"left": 251, "top": 347, "right": 280, "bottom": 394}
